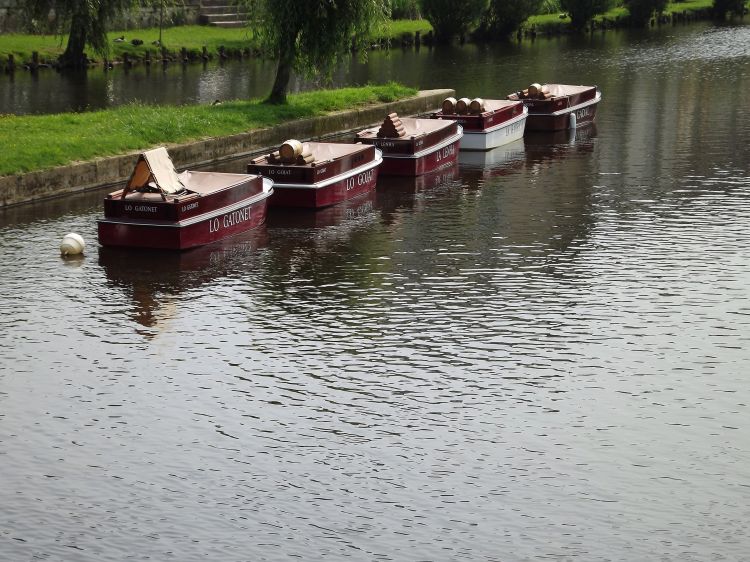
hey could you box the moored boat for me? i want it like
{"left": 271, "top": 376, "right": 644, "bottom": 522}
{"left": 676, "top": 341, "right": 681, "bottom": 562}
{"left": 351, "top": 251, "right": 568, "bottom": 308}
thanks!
{"left": 432, "top": 96, "right": 527, "bottom": 151}
{"left": 356, "top": 113, "right": 463, "bottom": 176}
{"left": 507, "top": 83, "right": 601, "bottom": 132}
{"left": 246, "top": 140, "right": 382, "bottom": 209}
{"left": 98, "top": 147, "right": 273, "bottom": 250}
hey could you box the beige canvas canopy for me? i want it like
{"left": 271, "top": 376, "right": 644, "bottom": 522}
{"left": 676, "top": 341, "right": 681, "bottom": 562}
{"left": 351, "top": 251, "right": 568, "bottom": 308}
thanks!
{"left": 122, "top": 147, "right": 185, "bottom": 199}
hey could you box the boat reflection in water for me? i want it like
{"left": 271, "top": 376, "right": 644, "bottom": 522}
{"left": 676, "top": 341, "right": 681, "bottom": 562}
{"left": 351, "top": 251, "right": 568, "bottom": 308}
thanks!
{"left": 458, "top": 139, "right": 526, "bottom": 191}
{"left": 266, "top": 189, "right": 377, "bottom": 230}
{"left": 523, "top": 124, "right": 598, "bottom": 166}
{"left": 375, "top": 160, "right": 460, "bottom": 223}
{"left": 99, "top": 228, "right": 269, "bottom": 331}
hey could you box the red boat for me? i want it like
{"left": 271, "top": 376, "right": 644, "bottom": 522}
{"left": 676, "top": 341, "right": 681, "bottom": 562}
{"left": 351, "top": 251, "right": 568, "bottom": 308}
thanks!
{"left": 356, "top": 113, "right": 463, "bottom": 176}
{"left": 98, "top": 147, "right": 273, "bottom": 250}
{"left": 432, "top": 97, "right": 527, "bottom": 150}
{"left": 246, "top": 140, "right": 382, "bottom": 209}
{"left": 507, "top": 84, "right": 601, "bottom": 132}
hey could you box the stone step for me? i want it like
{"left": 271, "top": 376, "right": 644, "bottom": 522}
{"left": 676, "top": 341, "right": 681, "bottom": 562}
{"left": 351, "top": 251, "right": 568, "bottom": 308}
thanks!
{"left": 200, "top": 5, "right": 248, "bottom": 15}
{"left": 210, "top": 20, "right": 248, "bottom": 28}
{"left": 202, "top": 12, "right": 247, "bottom": 23}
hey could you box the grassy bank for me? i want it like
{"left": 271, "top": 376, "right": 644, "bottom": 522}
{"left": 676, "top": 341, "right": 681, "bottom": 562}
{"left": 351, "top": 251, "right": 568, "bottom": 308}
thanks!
{"left": 527, "top": 0, "right": 714, "bottom": 31}
{"left": 0, "top": 83, "right": 417, "bottom": 176}
{"left": 0, "top": 21, "right": 435, "bottom": 67}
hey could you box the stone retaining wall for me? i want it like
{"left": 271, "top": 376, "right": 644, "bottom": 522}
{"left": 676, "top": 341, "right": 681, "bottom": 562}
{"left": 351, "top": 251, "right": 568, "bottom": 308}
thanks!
{"left": 0, "top": 89, "right": 453, "bottom": 208}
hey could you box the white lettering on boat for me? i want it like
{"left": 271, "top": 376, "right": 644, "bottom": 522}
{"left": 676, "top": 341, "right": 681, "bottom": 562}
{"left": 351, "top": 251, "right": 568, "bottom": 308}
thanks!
{"left": 270, "top": 169, "right": 292, "bottom": 175}
{"left": 181, "top": 202, "right": 199, "bottom": 212}
{"left": 132, "top": 205, "right": 157, "bottom": 213}
{"left": 316, "top": 167, "right": 327, "bottom": 175}
{"left": 376, "top": 141, "right": 396, "bottom": 148}
{"left": 435, "top": 143, "right": 456, "bottom": 162}
{"left": 505, "top": 120, "right": 524, "bottom": 136}
{"left": 345, "top": 169, "right": 375, "bottom": 191}
{"left": 575, "top": 107, "right": 590, "bottom": 119}
{"left": 209, "top": 206, "right": 252, "bottom": 234}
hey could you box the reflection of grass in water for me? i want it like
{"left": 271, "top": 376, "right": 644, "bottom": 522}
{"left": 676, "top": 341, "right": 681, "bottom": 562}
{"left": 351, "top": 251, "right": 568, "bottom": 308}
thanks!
{"left": 0, "top": 83, "right": 417, "bottom": 176}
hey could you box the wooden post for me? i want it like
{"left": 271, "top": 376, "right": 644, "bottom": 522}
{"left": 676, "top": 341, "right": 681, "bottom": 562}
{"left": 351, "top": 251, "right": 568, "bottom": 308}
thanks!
{"left": 32, "top": 51, "right": 39, "bottom": 70}
{"left": 123, "top": 52, "right": 131, "bottom": 67}
{"left": 181, "top": 47, "right": 188, "bottom": 63}
{"left": 202, "top": 46, "right": 209, "bottom": 61}
{"left": 7, "top": 54, "right": 15, "bottom": 73}
{"left": 145, "top": 50, "right": 151, "bottom": 65}
{"left": 414, "top": 31, "right": 421, "bottom": 48}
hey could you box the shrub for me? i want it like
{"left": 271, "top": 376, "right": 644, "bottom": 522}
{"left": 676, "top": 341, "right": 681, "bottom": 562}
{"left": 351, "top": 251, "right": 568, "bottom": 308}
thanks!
{"left": 390, "top": 0, "right": 421, "bottom": 19}
{"left": 419, "top": 0, "right": 489, "bottom": 42}
{"left": 475, "top": 0, "right": 544, "bottom": 39}
{"left": 713, "top": 0, "right": 747, "bottom": 16}
{"left": 624, "top": 0, "right": 667, "bottom": 26}
{"left": 559, "top": 0, "right": 614, "bottom": 29}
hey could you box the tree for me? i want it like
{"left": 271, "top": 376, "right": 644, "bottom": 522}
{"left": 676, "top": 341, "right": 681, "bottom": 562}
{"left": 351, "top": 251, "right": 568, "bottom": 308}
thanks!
{"left": 419, "top": 0, "right": 489, "bottom": 43}
{"left": 559, "top": 0, "right": 613, "bottom": 30}
{"left": 624, "top": 0, "right": 667, "bottom": 26}
{"left": 21, "top": 0, "right": 136, "bottom": 68}
{"left": 474, "top": 0, "right": 544, "bottom": 40}
{"left": 247, "top": 0, "right": 389, "bottom": 105}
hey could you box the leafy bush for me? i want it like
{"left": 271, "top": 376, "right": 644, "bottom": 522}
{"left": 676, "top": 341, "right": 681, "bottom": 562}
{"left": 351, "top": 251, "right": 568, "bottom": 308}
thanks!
{"left": 419, "top": 0, "right": 489, "bottom": 42}
{"left": 713, "top": 0, "right": 747, "bottom": 16}
{"left": 390, "top": 0, "right": 421, "bottom": 18}
{"left": 559, "top": 0, "right": 614, "bottom": 29}
{"left": 475, "top": 0, "right": 544, "bottom": 39}
{"left": 624, "top": 0, "right": 667, "bottom": 25}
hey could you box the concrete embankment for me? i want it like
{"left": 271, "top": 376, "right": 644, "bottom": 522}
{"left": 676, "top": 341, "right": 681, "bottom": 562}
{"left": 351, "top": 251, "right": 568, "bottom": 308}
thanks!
{"left": 0, "top": 88, "right": 453, "bottom": 208}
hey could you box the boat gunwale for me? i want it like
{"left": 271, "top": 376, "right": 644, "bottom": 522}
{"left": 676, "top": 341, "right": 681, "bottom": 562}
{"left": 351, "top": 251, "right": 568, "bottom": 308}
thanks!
{"left": 97, "top": 178, "right": 273, "bottom": 228}
{"left": 377, "top": 127, "right": 463, "bottom": 160}
{"left": 460, "top": 109, "right": 528, "bottom": 136}
{"left": 270, "top": 149, "right": 383, "bottom": 190}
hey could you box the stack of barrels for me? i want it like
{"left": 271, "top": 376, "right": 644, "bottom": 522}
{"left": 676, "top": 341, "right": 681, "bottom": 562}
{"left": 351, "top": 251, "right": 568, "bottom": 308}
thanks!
{"left": 269, "top": 139, "right": 315, "bottom": 165}
{"left": 377, "top": 113, "right": 407, "bottom": 138}
{"left": 518, "top": 83, "right": 552, "bottom": 100}
{"left": 442, "top": 97, "right": 486, "bottom": 115}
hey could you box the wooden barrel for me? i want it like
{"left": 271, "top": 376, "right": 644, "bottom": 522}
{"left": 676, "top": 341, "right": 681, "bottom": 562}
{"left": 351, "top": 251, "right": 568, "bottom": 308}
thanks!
{"left": 442, "top": 97, "right": 457, "bottom": 114}
{"left": 456, "top": 97, "right": 471, "bottom": 114}
{"left": 279, "top": 139, "right": 303, "bottom": 162}
{"left": 469, "top": 98, "right": 485, "bottom": 114}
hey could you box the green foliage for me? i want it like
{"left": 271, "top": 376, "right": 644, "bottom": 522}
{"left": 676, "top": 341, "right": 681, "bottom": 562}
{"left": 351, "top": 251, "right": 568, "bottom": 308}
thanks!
{"left": 419, "top": 0, "right": 489, "bottom": 42}
{"left": 559, "top": 0, "right": 614, "bottom": 28}
{"left": 713, "top": 0, "right": 747, "bottom": 15}
{"left": 246, "top": 0, "right": 389, "bottom": 103}
{"left": 0, "top": 83, "right": 417, "bottom": 176}
{"left": 475, "top": 0, "right": 544, "bottom": 39}
{"left": 390, "top": 0, "right": 421, "bottom": 18}
{"left": 624, "top": 0, "right": 668, "bottom": 25}
{"left": 19, "top": 0, "right": 139, "bottom": 64}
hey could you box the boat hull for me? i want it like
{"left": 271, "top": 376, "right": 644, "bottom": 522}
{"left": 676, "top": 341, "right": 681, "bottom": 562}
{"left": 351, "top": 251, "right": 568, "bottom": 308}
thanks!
{"left": 269, "top": 150, "right": 382, "bottom": 208}
{"left": 525, "top": 91, "right": 601, "bottom": 132}
{"left": 98, "top": 180, "right": 273, "bottom": 250}
{"left": 378, "top": 127, "right": 463, "bottom": 176}
{"left": 460, "top": 110, "right": 528, "bottom": 151}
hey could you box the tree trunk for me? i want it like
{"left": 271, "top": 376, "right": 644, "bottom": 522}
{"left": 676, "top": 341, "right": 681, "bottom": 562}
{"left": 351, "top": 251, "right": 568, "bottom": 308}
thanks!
{"left": 266, "top": 31, "right": 297, "bottom": 104}
{"left": 60, "top": 10, "right": 89, "bottom": 68}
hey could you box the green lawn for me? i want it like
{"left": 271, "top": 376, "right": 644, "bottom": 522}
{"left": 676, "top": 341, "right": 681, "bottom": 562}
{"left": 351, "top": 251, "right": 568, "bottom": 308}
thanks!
{"left": 0, "top": 21, "right": 434, "bottom": 66}
{"left": 0, "top": 83, "right": 418, "bottom": 176}
{"left": 527, "top": 0, "right": 714, "bottom": 29}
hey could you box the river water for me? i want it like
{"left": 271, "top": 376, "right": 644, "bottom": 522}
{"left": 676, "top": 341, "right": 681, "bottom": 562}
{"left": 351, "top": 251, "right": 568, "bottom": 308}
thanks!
{"left": 2, "top": 21, "right": 750, "bottom": 561}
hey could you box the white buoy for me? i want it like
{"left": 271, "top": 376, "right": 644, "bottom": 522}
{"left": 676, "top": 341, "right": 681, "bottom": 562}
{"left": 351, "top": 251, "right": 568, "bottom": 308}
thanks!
{"left": 569, "top": 111, "right": 577, "bottom": 129}
{"left": 60, "top": 233, "right": 85, "bottom": 255}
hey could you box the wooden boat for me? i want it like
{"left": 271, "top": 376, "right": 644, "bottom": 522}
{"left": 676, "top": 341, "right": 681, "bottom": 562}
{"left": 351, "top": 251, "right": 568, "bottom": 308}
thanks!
{"left": 98, "top": 146, "right": 273, "bottom": 250}
{"left": 246, "top": 140, "right": 382, "bottom": 209}
{"left": 356, "top": 113, "right": 463, "bottom": 176}
{"left": 432, "top": 97, "right": 528, "bottom": 150}
{"left": 507, "top": 83, "right": 601, "bottom": 132}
